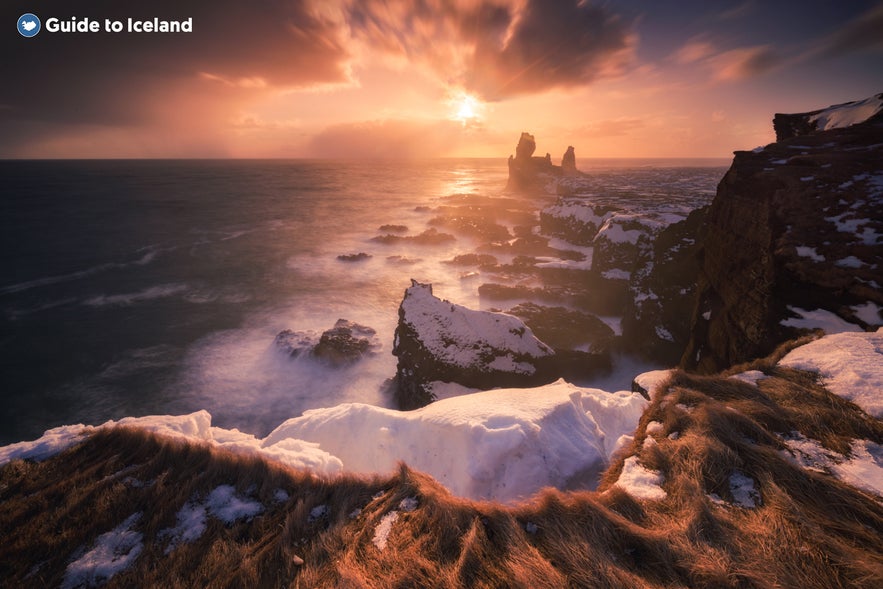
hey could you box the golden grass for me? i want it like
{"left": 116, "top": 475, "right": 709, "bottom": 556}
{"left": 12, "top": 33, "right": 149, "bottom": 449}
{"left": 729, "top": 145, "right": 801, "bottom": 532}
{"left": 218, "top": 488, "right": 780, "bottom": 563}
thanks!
{"left": 2, "top": 343, "right": 883, "bottom": 588}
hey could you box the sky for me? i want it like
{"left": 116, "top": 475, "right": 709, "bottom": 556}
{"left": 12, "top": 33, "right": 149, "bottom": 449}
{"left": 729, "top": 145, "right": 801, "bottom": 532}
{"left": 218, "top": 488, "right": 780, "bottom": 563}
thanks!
{"left": 2, "top": 0, "right": 881, "bottom": 159}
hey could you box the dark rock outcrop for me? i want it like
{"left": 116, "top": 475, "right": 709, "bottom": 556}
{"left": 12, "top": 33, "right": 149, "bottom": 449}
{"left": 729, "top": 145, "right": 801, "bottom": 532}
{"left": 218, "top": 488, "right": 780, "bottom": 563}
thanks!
{"left": 683, "top": 94, "right": 883, "bottom": 373}
{"left": 275, "top": 319, "right": 380, "bottom": 366}
{"left": 621, "top": 207, "right": 707, "bottom": 364}
{"left": 392, "top": 281, "right": 609, "bottom": 409}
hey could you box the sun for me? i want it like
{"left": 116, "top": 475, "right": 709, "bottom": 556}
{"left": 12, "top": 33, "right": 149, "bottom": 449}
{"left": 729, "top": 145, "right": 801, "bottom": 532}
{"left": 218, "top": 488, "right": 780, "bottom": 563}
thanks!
{"left": 449, "top": 93, "right": 484, "bottom": 125}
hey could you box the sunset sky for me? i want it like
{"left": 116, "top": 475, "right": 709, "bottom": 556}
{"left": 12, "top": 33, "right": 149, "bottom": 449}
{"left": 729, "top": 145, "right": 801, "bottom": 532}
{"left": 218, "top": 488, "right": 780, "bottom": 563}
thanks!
{"left": 2, "top": 0, "right": 881, "bottom": 159}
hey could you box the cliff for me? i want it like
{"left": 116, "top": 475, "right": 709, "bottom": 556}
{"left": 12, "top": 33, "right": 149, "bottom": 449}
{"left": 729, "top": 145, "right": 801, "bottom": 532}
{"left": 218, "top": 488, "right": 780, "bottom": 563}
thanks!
{"left": 682, "top": 93, "right": 883, "bottom": 372}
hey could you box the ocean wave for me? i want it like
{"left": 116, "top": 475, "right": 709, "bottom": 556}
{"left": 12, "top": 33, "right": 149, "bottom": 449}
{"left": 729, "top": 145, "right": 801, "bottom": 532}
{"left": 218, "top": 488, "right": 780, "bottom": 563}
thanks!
{"left": 83, "top": 283, "right": 189, "bottom": 307}
{"left": 0, "top": 247, "right": 166, "bottom": 296}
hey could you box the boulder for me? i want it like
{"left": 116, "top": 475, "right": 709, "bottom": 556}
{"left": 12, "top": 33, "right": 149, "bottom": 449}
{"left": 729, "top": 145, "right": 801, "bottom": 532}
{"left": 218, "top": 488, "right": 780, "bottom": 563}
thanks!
{"left": 682, "top": 93, "right": 883, "bottom": 373}
{"left": 275, "top": 319, "right": 380, "bottom": 366}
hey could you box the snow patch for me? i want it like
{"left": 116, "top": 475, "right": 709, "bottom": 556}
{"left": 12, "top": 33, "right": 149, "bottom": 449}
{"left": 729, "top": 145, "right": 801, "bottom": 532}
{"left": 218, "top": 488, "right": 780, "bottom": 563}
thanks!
{"left": 808, "top": 94, "right": 883, "bottom": 132}
{"left": 372, "top": 511, "right": 399, "bottom": 551}
{"left": 614, "top": 456, "right": 666, "bottom": 500}
{"left": 62, "top": 513, "right": 143, "bottom": 589}
{"left": 780, "top": 306, "right": 862, "bottom": 334}
{"left": 779, "top": 329, "right": 883, "bottom": 418}
{"left": 729, "top": 370, "right": 768, "bottom": 386}
{"left": 206, "top": 485, "right": 264, "bottom": 524}
{"left": 795, "top": 246, "right": 825, "bottom": 262}
{"left": 781, "top": 433, "right": 883, "bottom": 496}
{"left": 729, "top": 472, "right": 761, "bottom": 508}
{"left": 852, "top": 301, "right": 881, "bottom": 326}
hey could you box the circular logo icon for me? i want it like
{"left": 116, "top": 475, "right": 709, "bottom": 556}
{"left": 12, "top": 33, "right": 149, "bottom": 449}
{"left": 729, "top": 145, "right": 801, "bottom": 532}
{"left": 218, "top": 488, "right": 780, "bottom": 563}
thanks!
{"left": 18, "top": 13, "right": 41, "bottom": 38}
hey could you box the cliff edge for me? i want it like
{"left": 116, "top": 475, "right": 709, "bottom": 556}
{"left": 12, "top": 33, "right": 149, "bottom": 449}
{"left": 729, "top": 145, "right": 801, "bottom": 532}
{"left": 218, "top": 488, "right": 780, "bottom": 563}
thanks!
{"left": 682, "top": 93, "right": 883, "bottom": 373}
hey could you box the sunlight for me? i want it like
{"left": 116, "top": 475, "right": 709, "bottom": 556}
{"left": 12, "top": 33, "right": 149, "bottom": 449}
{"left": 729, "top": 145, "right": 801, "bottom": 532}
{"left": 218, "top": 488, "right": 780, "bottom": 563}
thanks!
{"left": 449, "top": 92, "right": 484, "bottom": 125}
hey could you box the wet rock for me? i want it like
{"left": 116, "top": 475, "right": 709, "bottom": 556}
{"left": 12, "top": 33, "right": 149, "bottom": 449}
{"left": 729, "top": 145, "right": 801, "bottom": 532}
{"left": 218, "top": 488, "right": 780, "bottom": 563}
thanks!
{"left": 275, "top": 319, "right": 380, "bottom": 367}
{"left": 337, "top": 252, "right": 372, "bottom": 262}
{"left": 371, "top": 228, "right": 456, "bottom": 246}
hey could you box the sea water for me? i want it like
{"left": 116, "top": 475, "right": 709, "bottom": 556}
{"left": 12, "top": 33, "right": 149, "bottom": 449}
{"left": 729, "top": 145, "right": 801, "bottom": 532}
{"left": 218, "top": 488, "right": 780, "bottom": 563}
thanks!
{"left": 0, "top": 159, "right": 726, "bottom": 445}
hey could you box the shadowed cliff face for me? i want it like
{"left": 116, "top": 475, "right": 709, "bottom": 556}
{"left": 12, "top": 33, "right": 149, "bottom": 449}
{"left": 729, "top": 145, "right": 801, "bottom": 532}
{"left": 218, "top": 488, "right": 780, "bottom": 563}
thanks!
{"left": 683, "top": 96, "right": 883, "bottom": 373}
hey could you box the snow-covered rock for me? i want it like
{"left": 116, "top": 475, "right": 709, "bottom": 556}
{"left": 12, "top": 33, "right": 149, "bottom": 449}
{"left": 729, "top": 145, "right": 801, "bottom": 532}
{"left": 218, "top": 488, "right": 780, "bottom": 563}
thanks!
{"left": 264, "top": 379, "right": 647, "bottom": 502}
{"left": 392, "top": 281, "right": 558, "bottom": 409}
{"left": 774, "top": 92, "right": 883, "bottom": 140}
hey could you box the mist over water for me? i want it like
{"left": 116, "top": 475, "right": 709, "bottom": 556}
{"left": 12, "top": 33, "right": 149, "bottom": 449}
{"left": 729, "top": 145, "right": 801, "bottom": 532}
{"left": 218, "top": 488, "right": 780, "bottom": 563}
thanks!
{"left": 0, "top": 158, "right": 726, "bottom": 444}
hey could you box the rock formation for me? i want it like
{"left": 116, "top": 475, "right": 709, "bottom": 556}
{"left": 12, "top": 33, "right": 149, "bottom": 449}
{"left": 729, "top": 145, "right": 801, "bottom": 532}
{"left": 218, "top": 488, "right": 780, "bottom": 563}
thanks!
{"left": 275, "top": 319, "right": 381, "bottom": 366}
{"left": 682, "top": 93, "right": 883, "bottom": 373}
{"left": 506, "top": 132, "right": 579, "bottom": 191}
{"left": 391, "top": 280, "right": 609, "bottom": 409}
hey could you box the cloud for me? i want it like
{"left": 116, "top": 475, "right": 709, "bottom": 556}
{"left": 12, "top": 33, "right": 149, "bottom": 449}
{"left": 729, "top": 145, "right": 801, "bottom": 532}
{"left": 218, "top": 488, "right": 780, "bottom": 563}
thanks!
{"left": 673, "top": 39, "right": 716, "bottom": 64}
{"left": 308, "top": 118, "right": 487, "bottom": 158}
{"left": 710, "top": 45, "right": 781, "bottom": 80}
{"left": 339, "top": 0, "right": 637, "bottom": 100}
{"left": 0, "top": 0, "right": 351, "bottom": 154}
{"left": 807, "top": 2, "right": 883, "bottom": 59}
{"left": 577, "top": 117, "right": 645, "bottom": 138}
{"left": 670, "top": 35, "right": 782, "bottom": 82}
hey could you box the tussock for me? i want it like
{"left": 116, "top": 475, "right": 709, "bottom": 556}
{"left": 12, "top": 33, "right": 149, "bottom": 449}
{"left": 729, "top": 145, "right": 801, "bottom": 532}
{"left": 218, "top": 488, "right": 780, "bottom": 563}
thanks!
{"left": 2, "top": 342, "right": 883, "bottom": 588}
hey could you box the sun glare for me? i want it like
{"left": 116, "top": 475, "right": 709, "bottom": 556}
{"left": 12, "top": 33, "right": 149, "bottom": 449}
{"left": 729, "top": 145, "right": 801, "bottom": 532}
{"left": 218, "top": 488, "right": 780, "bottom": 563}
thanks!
{"left": 450, "top": 93, "right": 484, "bottom": 125}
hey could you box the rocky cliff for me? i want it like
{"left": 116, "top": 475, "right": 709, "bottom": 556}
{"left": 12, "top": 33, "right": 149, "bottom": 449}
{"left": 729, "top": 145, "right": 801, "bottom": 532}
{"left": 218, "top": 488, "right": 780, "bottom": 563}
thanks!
{"left": 682, "top": 93, "right": 883, "bottom": 373}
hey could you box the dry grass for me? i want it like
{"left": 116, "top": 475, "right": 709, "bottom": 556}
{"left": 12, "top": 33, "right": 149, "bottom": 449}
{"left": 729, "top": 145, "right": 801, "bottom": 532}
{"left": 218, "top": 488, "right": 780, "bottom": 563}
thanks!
{"left": 2, "top": 343, "right": 883, "bottom": 588}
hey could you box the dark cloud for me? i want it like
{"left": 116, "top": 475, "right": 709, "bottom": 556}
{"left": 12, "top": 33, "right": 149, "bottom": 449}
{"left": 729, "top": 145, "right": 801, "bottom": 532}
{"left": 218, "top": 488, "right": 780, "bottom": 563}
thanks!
{"left": 344, "top": 0, "right": 636, "bottom": 100}
{"left": 810, "top": 2, "right": 883, "bottom": 59}
{"left": 0, "top": 0, "right": 350, "bottom": 139}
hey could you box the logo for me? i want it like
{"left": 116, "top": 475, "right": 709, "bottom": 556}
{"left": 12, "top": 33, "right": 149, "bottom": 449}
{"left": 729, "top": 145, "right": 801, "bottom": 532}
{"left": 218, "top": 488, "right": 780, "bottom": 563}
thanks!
{"left": 18, "top": 13, "right": 41, "bottom": 37}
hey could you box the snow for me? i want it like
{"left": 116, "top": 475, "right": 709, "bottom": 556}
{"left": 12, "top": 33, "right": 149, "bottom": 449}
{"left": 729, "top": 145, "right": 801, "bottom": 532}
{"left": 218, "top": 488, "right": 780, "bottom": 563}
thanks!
{"left": 598, "top": 315, "right": 623, "bottom": 336}
{"left": 729, "top": 370, "right": 768, "bottom": 386}
{"left": 206, "top": 485, "right": 264, "bottom": 524}
{"left": 645, "top": 421, "right": 664, "bottom": 436}
{"left": 654, "top": 325, "right": 674, "bottom": 342}
{"left": 399, "top": 281, "right": 553, "bottom": 371}
{"left": 614, "top": 456, "right": 666, "bottom": 500}
{"left": 633, "top": 370, "right": 672, "bottom": 399}
{"left": 795, "top": 246, "right": 825, "bottom": 262}
{"left": 781, "top": 433, "right": 883, "bottom": 497}
{"left": 780, "top": 306, "right": 863, "bottom": 334}
{"left": 808, "top": 94, "right": 883, "bottom": 132}
{"left": 835, "top": 256, "right": 866, "bottom": 268}
{"left": 0, "top": 424, "right": 93, "bottom": 466}
{"left": 852, "top": 301, "right": 881, "bottom": 326}
{"left": 372, "top": 511, "right": 399, "bottom": 551}
{"left": 728, "top": 472, "right": 760, "bottom": 508}
{"left": 602, "top": 268, "right": 631, "bottom": 280}
{"left": 160, "top": 503, "right": 207, "bottom": 554}
{"left": 263, "top": 379, "right": 647, "bottom": 502}
{"left": 398, "top": 497, "right": 419, "bottom": 512}
{"left": 779, "top": 328, "right": 883, "bottom": 418}
{"left": 595, "top": 217, "right": 645, "bottom": 245}
{"left": 308, "top": 505, "right": 329, "bottom": 522}
{"left": 62, "top": 513, "right": 143, "bottom": 589}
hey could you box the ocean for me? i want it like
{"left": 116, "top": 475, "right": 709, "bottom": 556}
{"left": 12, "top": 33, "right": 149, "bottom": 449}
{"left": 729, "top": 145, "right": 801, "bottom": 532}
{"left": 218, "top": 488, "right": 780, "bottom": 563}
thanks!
{"left": 0, "top": 158, "right": 728, "bottom": 445}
